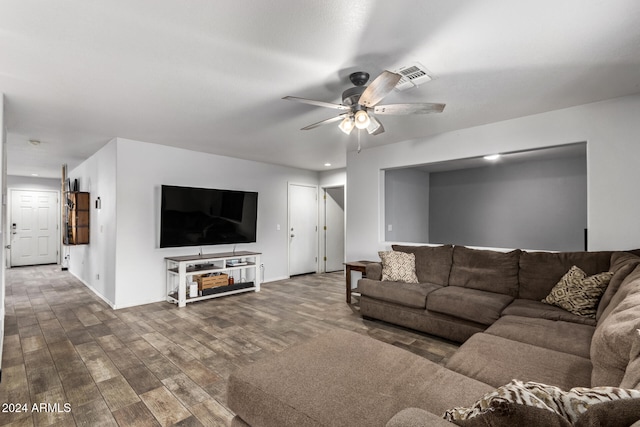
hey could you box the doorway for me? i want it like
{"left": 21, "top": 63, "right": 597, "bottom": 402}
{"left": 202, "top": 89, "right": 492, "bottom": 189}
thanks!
{"left": 9, "top": 189, "right": 59, "bottom": 267}
{"left": 323, "top": 186, "right": 345, "bottom": 272}
{"left": 288, "top": 183, "right": 318, "bottom": 276}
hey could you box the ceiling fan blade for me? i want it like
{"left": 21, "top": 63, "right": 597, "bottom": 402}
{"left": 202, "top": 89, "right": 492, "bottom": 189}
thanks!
{"left": 282, "top": 96, "right": 350, "bottom": 110}
{"left": 358, "top": 71, "right": 402, "bottom": 107}
{"left": 300, "top": 114, "right": 347, "bottom": 130}
{"left": 367, "top": 116, "right": 385, "bottom": 135}
{"left": 373, "top": 103, "right": 446, "bottom": 115}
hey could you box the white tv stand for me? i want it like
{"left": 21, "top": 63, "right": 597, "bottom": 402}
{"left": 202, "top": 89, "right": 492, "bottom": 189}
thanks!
{"left": 165, "top": 251, "right": 261, "bottom": 308}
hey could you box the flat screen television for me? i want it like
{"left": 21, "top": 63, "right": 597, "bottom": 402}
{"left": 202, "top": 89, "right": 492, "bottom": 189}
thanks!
{"left": 160, "top": 185, "right": 258, "bottom": 248}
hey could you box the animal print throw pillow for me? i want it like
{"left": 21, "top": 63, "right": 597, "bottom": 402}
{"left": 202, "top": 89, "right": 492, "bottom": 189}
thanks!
{"left": 443, "top": 379, "right": 640, "bottom": 425}
{"left": 378, "top": 251, "right": 418, "bottom": 283}
{"left": 542, "top": 265, "right": 613, "bottom": 318}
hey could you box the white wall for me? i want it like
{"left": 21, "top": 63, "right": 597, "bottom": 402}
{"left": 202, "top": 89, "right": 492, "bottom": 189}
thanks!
{"left": 113, "top": 138, "right": 319, "bottom": 308}
{"left": 347, "top": 94, "right": 640, "bottom": 261}
{"left": 68, "top": 139, "right": 118, "bottom": 306}
{"left": 6, "top": 175, "right": 60, "bottom": 191}
{"left": 319, "top": 168, "right": 346, "bottom": 188}
{"left": 0, "top": 93, "right": 6, "bottom": 374}
{"left": 67, "top": 137, "right": 337, "bottom": 309}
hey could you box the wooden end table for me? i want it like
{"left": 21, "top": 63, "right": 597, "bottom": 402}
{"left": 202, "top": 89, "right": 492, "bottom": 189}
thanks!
{"left": 344, "top": 260, "right": 376, "bottom": 304}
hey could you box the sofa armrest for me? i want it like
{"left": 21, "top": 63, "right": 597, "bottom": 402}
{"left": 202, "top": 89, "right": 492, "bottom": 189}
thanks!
{"left": 386, "top": 408, "right": 451, "bottom": 427}
{"left": 366, "top": 262, "right": 383, "bottom": 280}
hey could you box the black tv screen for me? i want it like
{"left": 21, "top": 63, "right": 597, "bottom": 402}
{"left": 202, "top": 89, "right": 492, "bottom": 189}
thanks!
{"left": 160, "top": 185, "right": 258, "bottom": 248}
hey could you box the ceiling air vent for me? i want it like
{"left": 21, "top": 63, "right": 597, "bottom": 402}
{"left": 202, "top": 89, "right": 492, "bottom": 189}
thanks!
{"left": 393, "top": 62, "right": 432, "bottom": 92}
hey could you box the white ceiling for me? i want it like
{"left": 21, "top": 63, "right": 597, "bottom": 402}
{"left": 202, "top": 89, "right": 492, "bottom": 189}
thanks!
{"left": 411, "top": 142, "right": 586, "bottom": 174}
{"left": 2, "top": 1, "right": 640, "bottom": 178}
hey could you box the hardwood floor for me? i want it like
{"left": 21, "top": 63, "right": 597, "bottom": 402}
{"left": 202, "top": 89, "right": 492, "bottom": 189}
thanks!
{"left": 1, "top": 265, "right": 458, "bottom": 426}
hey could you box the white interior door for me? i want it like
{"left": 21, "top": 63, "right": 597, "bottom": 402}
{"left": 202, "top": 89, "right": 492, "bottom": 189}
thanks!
{"left": 10, "top": 190, "right": 59, "bottom": 267}
{"left": 289, "top": 184, "right": 318, "bottom": 276}
{"left": 324, "top": 187, "right": 345, "bottom": 272}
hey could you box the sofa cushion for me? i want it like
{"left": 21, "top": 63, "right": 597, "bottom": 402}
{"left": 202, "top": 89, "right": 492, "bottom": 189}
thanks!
{"left": 392, "top": 244, "right": 454, "bottom": 286}
{"left": 360, "top": 296, "right": 486, "bottom": 344}
{"left": 485, "top": 315, "right": 594, "bottom": 358}
{"left": 591, "top": 264, "right": 640, "bottom": 387}
{"left": 542, "top": 266, "right": 613, "bottom": 318}
{"left": 444, "top": 380, "right": 640, "bottom": 426}
{"left": 597, "top": 252, "right": 640, "bottom": 321}
{"left": 445, "top": 333, "right": 592, "bottom": 390}
{"left": 379, "top": 251, "right": 419, "bottom": 283}
{"left": 230, "top": 417, "right": 250, "bottom": 427}
{"left": 358, "top": 278, "right": 440, "bottom": 309}
{"left": 449, "top": 246, "right": 520, "bottom": 297}
{"left": 385, "top": 408, "right": 454, "bottom": 427}
{"left": 227, "top": 329, "right": 494, "bottom": 427}
{"left": 574, "top": 398, "right": 640, "bottom": 427}
{"left": 620, "top": 329, "right": 640, "bottom": 390}
{"left": 501, "top": 299, "right": 597, "bottom": 326}
{"left": 518, "top": 250, "right": 612, "bottom": 301}
{"left": 365, "top": 262, "right": 382, "bottom": 281}
{"left": 427, "top": 286, "right": 514, "bottom": 326}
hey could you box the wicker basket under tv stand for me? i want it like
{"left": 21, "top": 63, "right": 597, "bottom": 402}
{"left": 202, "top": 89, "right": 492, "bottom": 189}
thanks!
{"left": 166, "top": 251, "right": 261, "bottom": 307}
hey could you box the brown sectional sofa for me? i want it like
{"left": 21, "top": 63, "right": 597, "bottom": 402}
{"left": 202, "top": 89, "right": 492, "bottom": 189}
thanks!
{"left": 359, "top": 245, "right": 613, "bottom": 343}
{"left": 227, "top": 245, "right": 640, "bottom": 426}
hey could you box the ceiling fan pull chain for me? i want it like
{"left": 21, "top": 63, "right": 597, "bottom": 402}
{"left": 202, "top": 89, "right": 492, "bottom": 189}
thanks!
{"left": 357, "top": 129, "right": 362, "bottom": 153}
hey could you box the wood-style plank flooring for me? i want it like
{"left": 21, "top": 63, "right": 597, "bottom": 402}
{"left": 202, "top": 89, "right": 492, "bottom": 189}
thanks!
{"left": 1, "top": 265, "right": 458, "bottom": 426}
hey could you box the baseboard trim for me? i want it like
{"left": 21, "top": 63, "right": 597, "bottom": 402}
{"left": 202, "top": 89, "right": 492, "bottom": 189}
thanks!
{"left": 68, "top": 271, "right": 117, "bottom": 309}
{"left": 66, "top": 272, "right": 285, "bottom": 310}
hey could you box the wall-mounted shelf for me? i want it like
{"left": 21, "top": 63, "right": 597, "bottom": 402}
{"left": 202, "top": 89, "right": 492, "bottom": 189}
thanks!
{"left": 64, "top": 191, "right": 90, "bottom": 245}
{"left": 165, "top": 251, "right": 261, "bottom": 308}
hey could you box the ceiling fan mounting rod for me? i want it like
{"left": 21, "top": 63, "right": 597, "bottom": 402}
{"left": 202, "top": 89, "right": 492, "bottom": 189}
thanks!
{"left": 349, "top": 71, "right": 370, "bottom": 86}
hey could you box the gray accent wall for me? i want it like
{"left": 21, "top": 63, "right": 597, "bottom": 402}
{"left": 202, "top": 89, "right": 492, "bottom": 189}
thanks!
{"left": 429, "top": 155, "right": 587, "bottom": 251}
{"left": 385, "top": 168, "right": 429, "bottom": 243}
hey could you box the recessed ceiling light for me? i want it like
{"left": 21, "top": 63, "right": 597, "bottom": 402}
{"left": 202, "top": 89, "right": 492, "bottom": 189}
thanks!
{"left": 483, "top": 154, "right": 501, "bottom": 161}
{"left": 324, "top": 163, "right": 331, "bottom": 167}
{"left": 31, "top": 173, "right": 39, "bottom": 176}
{"left": 29, "top": 139, "right": 41, "bottom": 146}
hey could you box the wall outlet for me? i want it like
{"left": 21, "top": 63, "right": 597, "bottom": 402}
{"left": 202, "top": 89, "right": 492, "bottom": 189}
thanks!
{"left": 388, "top": 224, "right": 393, "bottom": 232}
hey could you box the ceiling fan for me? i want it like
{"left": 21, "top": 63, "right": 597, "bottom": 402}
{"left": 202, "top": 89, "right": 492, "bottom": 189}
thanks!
{"left": 283, "top": 70, "right": 445, "bottom": 136}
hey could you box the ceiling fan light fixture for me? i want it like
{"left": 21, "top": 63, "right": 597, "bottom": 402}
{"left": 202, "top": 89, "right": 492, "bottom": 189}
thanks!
{"left": 354, "top": 110, "right": 370, "bottom": 129}
{"left": 366, "top": 116, "right": 382, "bottom": 134}
{"left": 338, "top": 116, "right": 355, "bottom": 135}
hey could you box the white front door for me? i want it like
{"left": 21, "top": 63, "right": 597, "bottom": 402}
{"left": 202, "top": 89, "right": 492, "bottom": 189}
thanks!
{"left": 324, "top": 187, "right": 345, "bottom": 272}
{"left": 289, "top": 184, "right": 318, "bottom": 276}
{"left": 10, "top": 190, "right": 59, "bottom": 267}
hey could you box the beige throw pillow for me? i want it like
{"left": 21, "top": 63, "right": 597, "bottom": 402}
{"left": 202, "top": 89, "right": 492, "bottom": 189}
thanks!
{"left": 542, "top": 265, "right": 613, "bottom": 318}
{"left": 378, "top": 251, "right": 418, "bottom": 283}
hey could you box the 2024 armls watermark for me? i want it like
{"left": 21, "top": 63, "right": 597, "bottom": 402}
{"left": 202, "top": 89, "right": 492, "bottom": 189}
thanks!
{"left": 2, "top": 402, "right": 72, "bottom": 413}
